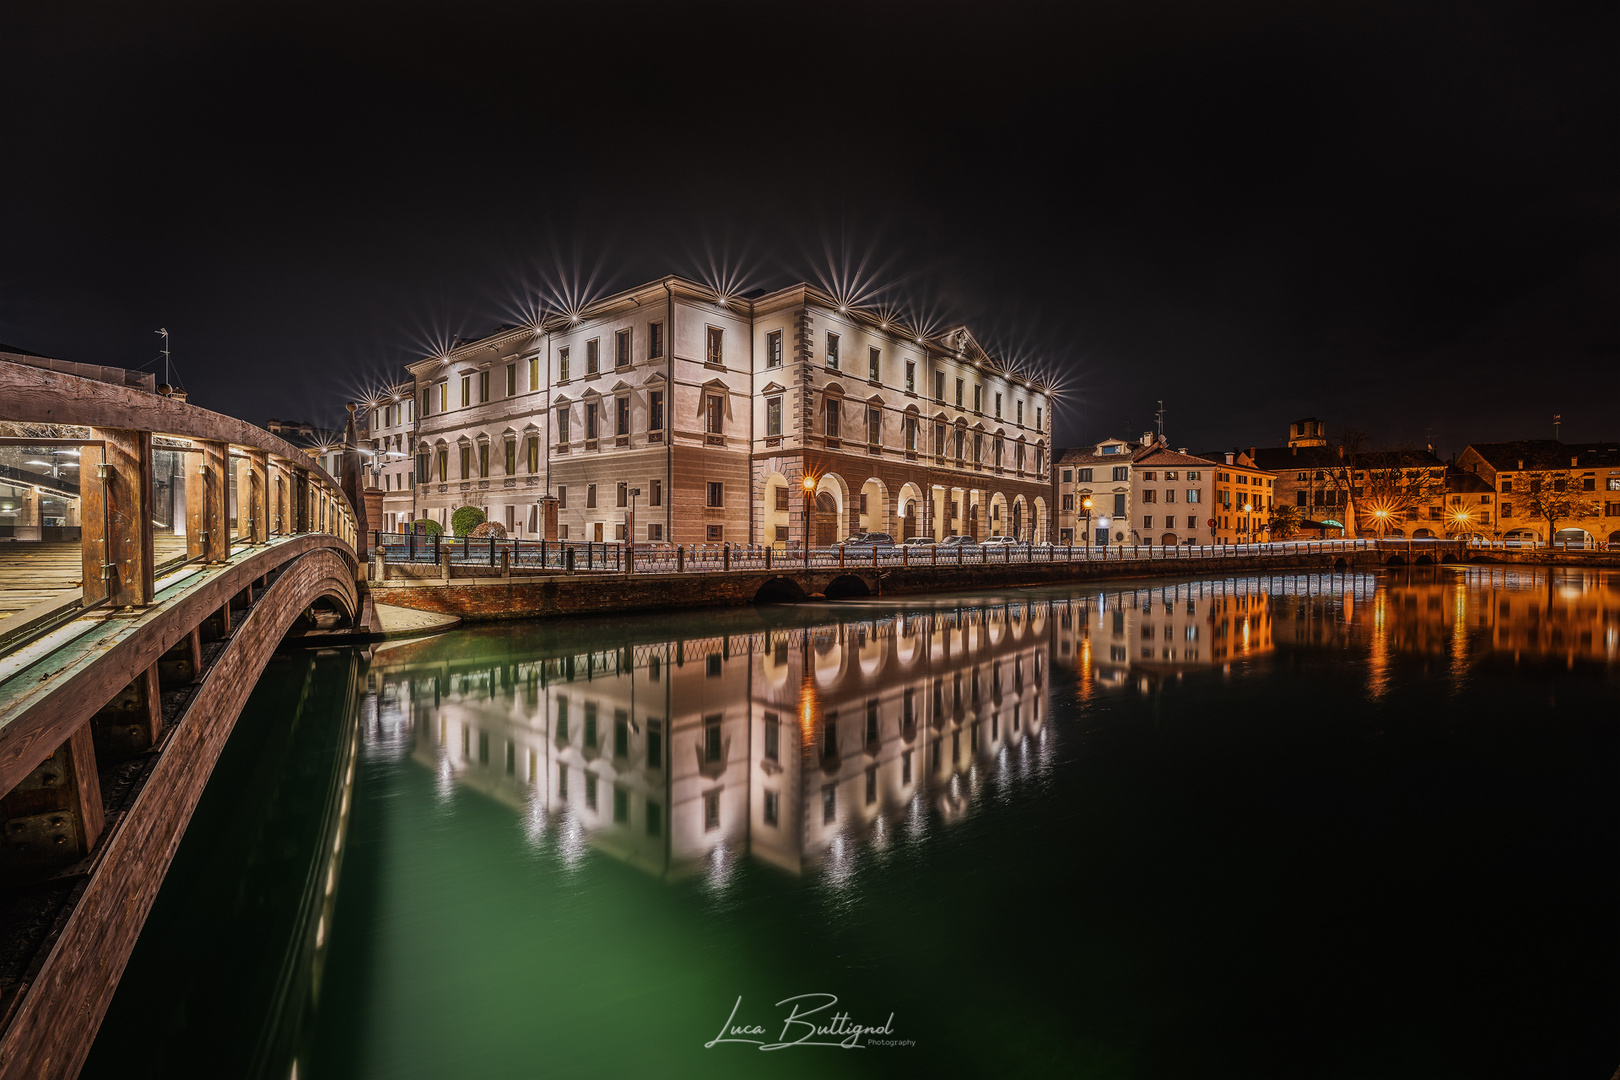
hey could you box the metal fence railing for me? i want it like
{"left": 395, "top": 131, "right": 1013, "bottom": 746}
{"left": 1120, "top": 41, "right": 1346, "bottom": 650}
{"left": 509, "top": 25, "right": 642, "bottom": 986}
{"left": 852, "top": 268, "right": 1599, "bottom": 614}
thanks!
{"left": 373, "top": 532, "right": 1402, "bottom": 575}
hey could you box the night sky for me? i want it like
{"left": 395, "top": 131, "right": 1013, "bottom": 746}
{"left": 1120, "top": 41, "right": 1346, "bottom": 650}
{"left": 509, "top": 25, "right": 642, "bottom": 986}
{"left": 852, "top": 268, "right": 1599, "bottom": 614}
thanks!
{"left": 3, "top": 1, "right": 1615, "bottom": 454}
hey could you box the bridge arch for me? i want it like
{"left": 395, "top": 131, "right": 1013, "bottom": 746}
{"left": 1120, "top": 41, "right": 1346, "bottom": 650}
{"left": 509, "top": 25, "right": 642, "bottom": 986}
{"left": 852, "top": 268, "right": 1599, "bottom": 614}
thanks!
{"left": 824, "top": 574, "right": 871, "bottom": 600}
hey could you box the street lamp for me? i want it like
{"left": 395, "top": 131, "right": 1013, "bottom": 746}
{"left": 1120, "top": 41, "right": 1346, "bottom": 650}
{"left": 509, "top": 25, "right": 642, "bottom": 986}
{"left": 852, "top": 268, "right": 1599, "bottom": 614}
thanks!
{"left": 1081, "top": 495, "right": 1093, "bottom": 559}
{"left": 802, "top": 473, "right": 817, "bottom": 568}
{"left": 628, "top": 488, "right": 640, "bottom": 572}
{"left": 1242, "top": 502, "right": 1252, "bottom": 541}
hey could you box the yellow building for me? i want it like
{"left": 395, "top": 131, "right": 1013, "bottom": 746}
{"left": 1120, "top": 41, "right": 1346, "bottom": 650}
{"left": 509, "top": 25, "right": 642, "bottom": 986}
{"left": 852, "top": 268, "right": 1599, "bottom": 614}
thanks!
{"left": 1203, "top": 450, "right": 1276, "bottom": 543}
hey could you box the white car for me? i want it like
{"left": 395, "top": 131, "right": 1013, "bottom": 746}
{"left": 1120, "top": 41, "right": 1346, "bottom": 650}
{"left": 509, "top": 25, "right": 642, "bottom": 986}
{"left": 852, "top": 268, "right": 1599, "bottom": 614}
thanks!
{"left": 980, "top": 535, "right": 1022, "bottom": 546}
{"left": 901, "top": 536, "right": 935, "bottom": 546}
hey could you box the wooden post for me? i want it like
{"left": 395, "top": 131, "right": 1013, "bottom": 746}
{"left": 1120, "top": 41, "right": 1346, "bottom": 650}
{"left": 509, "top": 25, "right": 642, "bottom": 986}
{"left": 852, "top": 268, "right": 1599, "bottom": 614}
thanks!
{"left": 0, "top": 724, "right": 105, "bottom": 871}
{"left": 243, "top": 450, "right": 268, "bottom": 541}
{"left": 185, "top": 440, "right": 229, "bottom": 563}
{"left": 83, "top": 428, "right": 154, "bottom": 608}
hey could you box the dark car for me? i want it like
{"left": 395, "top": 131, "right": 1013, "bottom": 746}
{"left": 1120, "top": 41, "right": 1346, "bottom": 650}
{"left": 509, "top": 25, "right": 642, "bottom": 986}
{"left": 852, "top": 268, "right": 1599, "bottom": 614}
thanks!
{"left": 843, "top": 532, "right": 895, "bottom": 547}
{"left": 938, "top": 534, "right": 979, "bottom": 547}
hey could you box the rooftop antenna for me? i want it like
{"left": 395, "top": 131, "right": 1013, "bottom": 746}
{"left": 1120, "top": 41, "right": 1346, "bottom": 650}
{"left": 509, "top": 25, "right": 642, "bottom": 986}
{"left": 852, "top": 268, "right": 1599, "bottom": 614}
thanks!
{"left": 1155, "top": 400, "right": 1165, "bottom": 444}
{"left": 1553, "top": 413, "right": 1561, "bottom": 441}
{"left": 156, "top": 328, "right": 171, "bottom": 387}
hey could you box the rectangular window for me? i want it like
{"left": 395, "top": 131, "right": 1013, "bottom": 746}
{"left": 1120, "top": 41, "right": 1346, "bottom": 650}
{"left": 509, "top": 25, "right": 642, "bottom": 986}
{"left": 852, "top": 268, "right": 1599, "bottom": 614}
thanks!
{"left": 617, "top": 482, "right": 628, "bottom": 508}
{"left": 826, "top": 332, "right": 840, "bottom": 369}
{"left": 955, "top": 378, "right": 964, "bottom": 408}
{"left": 869, "top": 348, "right": 881, "bottom": 381}
{"left": 647, "top": 719, "right": 662, "bottom": 769}
{"left": 705, "top": 790, "right": 720, "bottom": 831}
{"left": 935, "top": 371, "right": 945, "bottom": 400}
{"left": 615, "top": 328, "right": 630, "bottom": 367}
{"left": 995, "top": 392, "right": 1002, "bottom": 418}
{"left": 559, "top": 347, "right": 570, "bottom": 381}
{"left": 438, "top": 382, "right": 448, "bottom": 412}
{"left": 766, "top": 329, "right": 782, "bottom": 367}
{"left": 557, "top": 485, "right": 567, "bottom": 509}
{"left": 706, "top": 327, "right": 724, "bottom": 365}
{"left": 1113, "top": 493, "right": 1126, "bottom": 516}
{"left": 706, "top": 394, "right": 724, "bottom": 435}
{"left": 1144, "top": 515, "right": 1153, "bottom": 529}
{"left": 706, "top": 524, "right": 723, "bottom": 541}
{"left": 460, "top": 375, "right": 470, "bottom": 408}
{"left": 906, "top": 360, "right": 916, "bottom": 393}
{"left": 763, "top": 791, "right": 779, "bottom": 827}
{"left": 649, "top": 389, "right": 664, "bottom": 432}
{"left": 648, "top": 322, "right": 663, "bottom": 359}
{"left": 650, "top": 479, "right": 662, "bottom": 507}
{"left": 478, "top": 442, "right": 489, "bottom": 477}
{"left": 704, "top": 714, "right": 722, "bottom": 762}
{"left": 586, "top": 402, "right": 598, "bottom": 439}
{"left": 1016, "top": 401, "right": 1023, "bottom": 425}
{"left": 1165, "top": 489, "right": 1176, "bottom": 503}
{"left": 526, "top": 436, "right": 538, "bottom": 473}
{"left": 764, "top": 713, "right": 779, "bottom": 761}
{"left": 1112, "top": 466, "right": 1128, "bottom": 482}
{"left": 1077, "top": 468, "right": 1092, "bottom": 482}
{"left": 436, "top": 447, "right": 448, "bottom": 481}
{"left": 774, "top": 486, "right": 789, "bottom": 511}
{"left": 479, "top": 370, "right": 489, "bottom": 403}
{"left": 905, "top": 417, "right": 918, "bottom": 451}
{"left": 868, "top": 406, "right": 881, "bottom": 445}
{"left": 1187, "top": 489, "right": 1201, "bottom": 503}
{"left": 974, "top": 385, "right": 983, "bottom": 413}
{"left": 614, "top": 711, "right": 629, "bottom": 757}
{"left": 459, "top": 444, "right": 471, "bottom": 479}
{"left": 586, "top": 338, "right": 600, "bottom": 374}
{"left": 766, "top": 396, "right": 782, "bottom": 437}
{"left": 586, "top": 484, "right": 597, "bottom": 509}
{"left": 826, "top": 398, "right": 841, "bottom": 439}
{"left": 585, "top": 773, "right": 599, "bottom": 811}
{"left": 647, "top": 523, "right": 662, "bottom": 540}
{"left": 616, "top": 396, "right": 630, "bottom": 436}
{"left": 506, "top": 364, "right": 516, "bottom": 396}
{"left": 529, "top": 356, "right": 539, "bottom": 391}
{"left": 707, "top": 481, "right": 723, "bottom": 508}
{"left": 1036, "top": 406, "right": 1042, "bottom": 430}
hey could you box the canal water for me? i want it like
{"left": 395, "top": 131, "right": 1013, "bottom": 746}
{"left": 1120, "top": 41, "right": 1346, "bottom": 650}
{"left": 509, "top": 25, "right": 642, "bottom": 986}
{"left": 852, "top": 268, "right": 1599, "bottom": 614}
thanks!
{"left": 83, "top": 568, "right": 1617, "bottom": 1079}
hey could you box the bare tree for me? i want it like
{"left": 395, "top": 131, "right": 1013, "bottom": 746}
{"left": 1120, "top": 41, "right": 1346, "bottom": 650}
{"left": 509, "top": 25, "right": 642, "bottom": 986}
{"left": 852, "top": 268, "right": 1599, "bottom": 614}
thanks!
{"left": 1322, "top": 430, "right": 1444, "bottom": 536}
{"left": 1267, "top": 503, "right": 1305, "bottom": 540}
{"left": 1511, "top": 469, "right": 1601, "bottom": 543}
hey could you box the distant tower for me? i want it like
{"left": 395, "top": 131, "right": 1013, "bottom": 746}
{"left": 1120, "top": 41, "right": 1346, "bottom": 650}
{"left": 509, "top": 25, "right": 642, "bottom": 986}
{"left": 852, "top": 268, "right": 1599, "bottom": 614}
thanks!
{"left": 1287, "top": 417, "right": 1328, "bottom": 448}
{"left": 1554, "top": 414, "right": 1561, "bottom": 441}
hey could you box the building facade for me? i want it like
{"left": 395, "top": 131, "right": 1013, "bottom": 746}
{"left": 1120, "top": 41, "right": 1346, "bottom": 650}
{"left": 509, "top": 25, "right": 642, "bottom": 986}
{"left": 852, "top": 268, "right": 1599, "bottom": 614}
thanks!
{"left": 1201, "top": 450, "right": 1277, "bottom": 544}
{"left": 1455, "top": 440, "right": 1620, "bottom": 546}
{"left": 1127, "top": 446, "right": 1216, "bottom": 545}
{"left": 367, "top": 277, "right": 1052, "bottom": 545}
{"left": 1053, "top": 436, "right": 1147, "bottom": 545}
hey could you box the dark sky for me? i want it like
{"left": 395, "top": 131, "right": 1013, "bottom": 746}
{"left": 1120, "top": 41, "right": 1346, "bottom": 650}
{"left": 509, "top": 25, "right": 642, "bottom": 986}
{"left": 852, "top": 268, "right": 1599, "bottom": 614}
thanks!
{"left": 3, "top": 1, "right": 1615, "bottom": 455}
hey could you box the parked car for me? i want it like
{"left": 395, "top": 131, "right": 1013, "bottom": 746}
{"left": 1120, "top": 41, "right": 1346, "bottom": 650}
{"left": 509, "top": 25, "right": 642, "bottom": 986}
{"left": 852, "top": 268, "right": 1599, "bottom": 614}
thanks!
{"left": 842, "top": 532, "right": 895, "bottom": 547}
{"left": 901, "top": 535, "right": 936, "bottom": 546}
{"left": 938, "top": 534, "right": 979, "bottom": 547}
{"left": 981, "top": 535, "right": 1022, "bottom": 546}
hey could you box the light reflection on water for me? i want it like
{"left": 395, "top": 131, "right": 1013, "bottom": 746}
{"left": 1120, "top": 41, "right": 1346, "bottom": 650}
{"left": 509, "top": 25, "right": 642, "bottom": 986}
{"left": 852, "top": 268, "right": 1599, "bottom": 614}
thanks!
{"left": 363, "top": 567, "right": 1616, "bottom": 895}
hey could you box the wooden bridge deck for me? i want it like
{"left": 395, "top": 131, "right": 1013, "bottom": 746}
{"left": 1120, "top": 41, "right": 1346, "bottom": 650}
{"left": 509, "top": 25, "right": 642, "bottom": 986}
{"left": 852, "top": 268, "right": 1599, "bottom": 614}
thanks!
{"left": 0, "top": 538, "right": 188, "bottom": 622}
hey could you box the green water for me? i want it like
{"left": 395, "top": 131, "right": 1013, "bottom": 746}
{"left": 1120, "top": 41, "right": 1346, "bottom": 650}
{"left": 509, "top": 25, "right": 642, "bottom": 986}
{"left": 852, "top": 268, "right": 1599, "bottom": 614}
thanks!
{"left": 84, "top": 568, "right": 1619, "bottom": 1078}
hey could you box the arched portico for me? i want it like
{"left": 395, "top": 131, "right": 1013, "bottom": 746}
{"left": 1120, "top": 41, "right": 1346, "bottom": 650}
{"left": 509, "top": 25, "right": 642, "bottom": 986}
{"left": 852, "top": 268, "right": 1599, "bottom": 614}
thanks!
{"left": 859, "top": 477, "right": 890, "bottom": 535}
{"left": 896, "top": 482, "right": 924, "bottom": 541}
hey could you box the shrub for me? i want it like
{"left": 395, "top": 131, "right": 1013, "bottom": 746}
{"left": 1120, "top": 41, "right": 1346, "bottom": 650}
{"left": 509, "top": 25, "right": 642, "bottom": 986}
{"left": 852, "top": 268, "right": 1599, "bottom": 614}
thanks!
{"left": 451, "top": 505, "right": 486, "bottom": 537}
{"left": 409, "top": 518, "right": 443, "bottom": 536}
{"left": 468, "top": 520, "right": 507, "bottom": 539}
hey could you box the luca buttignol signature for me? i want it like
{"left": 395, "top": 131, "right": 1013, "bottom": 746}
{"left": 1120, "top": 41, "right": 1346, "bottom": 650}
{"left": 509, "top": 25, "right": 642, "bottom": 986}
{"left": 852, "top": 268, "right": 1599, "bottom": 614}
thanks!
{"left": 705, "top": 994, "right": 912, "bottom": 1050}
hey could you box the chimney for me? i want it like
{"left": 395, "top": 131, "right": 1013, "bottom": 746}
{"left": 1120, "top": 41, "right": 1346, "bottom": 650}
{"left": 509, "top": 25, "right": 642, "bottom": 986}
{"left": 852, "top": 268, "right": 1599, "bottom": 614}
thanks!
{"left": 1143, "top": 431, "right": 1154, "bottom": 446}
{"left": 1248, "top": 446, "right": 1256, "bottom": 461}
{"left": 1225, "top": 452, "right": 1234, "bottom": 465}
{"left": 1178, "top": 447, "right": 1188, "bottom": 454}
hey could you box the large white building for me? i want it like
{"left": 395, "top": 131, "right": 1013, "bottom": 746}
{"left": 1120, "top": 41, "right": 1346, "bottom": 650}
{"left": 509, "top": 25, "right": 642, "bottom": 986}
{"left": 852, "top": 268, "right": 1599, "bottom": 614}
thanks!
{"left": 366, "top": 276, "right": 1054, "bottom": 545}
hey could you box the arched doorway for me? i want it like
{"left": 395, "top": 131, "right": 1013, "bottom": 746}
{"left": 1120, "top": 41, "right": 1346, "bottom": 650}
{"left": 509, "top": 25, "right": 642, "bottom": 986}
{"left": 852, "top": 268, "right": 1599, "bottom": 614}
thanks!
{"left": 815, "top": 492, "right": 840, "bottom": 545}
{"left": 1412, "top": 528, "right": 1434, "bottom": 539}
{"left": 1160, "top": 532, "right": 1178, "bottom": 545}
{"left": 1553, "top": 528, "right": 1591, "bottom": 549}
{"left": 1010, "top": 499, "right": 1023, "bottom": 540}
{"left": 901, "top": 499, "right": 918, "bottom": 540}
{"left": 1607, "top": 530, "right": 1620, "bottom": 548}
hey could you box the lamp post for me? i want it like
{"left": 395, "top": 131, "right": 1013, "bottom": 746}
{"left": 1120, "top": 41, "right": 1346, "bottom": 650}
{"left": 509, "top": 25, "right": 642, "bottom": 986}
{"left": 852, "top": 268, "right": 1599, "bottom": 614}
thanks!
{"left": 802, "top": 472, "right": 817, "bottom": 568}
{"left": 1081, "top": 495, "right": 1092, "bottom": 559}
{"left": 628, "top": 487, "right": 640, "bottom": 573}
{"left": 1242, "top": 502, "right": 1252, "bottom": 543}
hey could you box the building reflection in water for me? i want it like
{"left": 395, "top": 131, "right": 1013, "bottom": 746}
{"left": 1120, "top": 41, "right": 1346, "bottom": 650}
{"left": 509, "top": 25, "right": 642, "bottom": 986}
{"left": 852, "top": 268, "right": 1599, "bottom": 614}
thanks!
{"left": 367, "top": 598, "right": 1057, "bottom": 882}
{"left": 365, "top": 567, "right": 1616, "bottom": 884}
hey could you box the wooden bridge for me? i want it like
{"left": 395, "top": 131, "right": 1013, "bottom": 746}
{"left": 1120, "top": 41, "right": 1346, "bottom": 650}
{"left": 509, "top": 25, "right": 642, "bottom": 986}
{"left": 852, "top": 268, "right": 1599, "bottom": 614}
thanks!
{"left": 0, "top": 356, "right": 365, "bottom": 1079}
